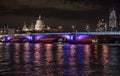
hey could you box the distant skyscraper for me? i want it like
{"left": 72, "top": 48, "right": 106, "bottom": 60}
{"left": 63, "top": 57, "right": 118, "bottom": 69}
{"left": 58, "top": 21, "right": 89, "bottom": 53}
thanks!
{"left": 109, "top": 9, "right": 117, "bottom": 31}
{"left": 35, "top": 15, "right": 45, "bottom": 31}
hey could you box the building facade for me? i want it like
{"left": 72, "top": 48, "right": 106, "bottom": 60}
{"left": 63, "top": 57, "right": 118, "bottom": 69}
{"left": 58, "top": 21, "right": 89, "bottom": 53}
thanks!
{"left": 96, "top": 19, "right": 107, "bottom": 32}
{"left": 109, "top": 9, "right": 117, "bottom": 31}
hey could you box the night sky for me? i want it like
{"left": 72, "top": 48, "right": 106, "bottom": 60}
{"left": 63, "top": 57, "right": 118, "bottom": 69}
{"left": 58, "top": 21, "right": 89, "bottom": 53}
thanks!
{"left": 0, "top": 0, "right": 119, "bottom": 31}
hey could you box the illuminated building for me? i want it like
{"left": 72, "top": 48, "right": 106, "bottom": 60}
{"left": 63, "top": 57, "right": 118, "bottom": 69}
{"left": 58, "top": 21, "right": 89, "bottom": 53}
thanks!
{"left": 109, "top": 9, "right": 117, "bottom": 31}
{"left": 22, "top": 15, "right": 45, "bottom": 32}
{"left": 35, "top": 15, "right": 45, "bottom": 31}
{"left": 96, "top": 19, "right": 107, "bottom": 31}
{"left": 22, "top": 22, "right": 29, "bottom": 32}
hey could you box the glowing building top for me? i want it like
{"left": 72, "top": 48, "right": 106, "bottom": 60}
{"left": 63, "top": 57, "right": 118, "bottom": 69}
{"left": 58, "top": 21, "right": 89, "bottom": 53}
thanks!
{"left": 35, "top": 15, "right": 45, "bottom": 31}
{"left": 109, "top": 8, "right": 117, "bottom": 30}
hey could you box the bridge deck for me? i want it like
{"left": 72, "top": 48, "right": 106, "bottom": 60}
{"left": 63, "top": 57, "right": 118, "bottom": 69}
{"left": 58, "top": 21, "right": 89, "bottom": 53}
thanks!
{"left": 31, "top": 32, "right": 120, "bottom": 35}
{"left": 1, "top": 32, "right": 120, "bottom": 37}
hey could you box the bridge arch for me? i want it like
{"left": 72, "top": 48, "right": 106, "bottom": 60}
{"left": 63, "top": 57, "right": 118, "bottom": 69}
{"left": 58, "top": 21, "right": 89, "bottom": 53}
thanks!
{"left": 34, "top": 34, "right": 70, "bottom": 43}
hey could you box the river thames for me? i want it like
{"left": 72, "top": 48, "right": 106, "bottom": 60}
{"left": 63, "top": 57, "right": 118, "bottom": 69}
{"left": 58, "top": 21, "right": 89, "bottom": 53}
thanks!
{"left": 0, "top": 43, "right": 120, "bottom": 76}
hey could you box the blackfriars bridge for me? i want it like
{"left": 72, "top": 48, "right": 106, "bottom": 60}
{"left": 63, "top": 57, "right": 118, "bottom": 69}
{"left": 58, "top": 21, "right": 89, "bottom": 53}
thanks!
{"left": 1, "top": 32, "right": 120, "bottom": 43}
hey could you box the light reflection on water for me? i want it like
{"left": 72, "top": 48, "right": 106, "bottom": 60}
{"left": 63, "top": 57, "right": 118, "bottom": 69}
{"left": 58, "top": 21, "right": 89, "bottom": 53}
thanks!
{"left": 0, "top": 43, "right": 120, "bottom": 76}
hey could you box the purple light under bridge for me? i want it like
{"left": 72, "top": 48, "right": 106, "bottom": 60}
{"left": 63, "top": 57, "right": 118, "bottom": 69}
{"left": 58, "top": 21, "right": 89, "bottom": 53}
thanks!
{"left": 35, "top": 35, "right": 45, "bottom": 40}
{"left": 76, "top": 35, "right": 90, "bottom": 40}
{"left": 23, "top": 35, "right": 33, "bottom": 40}
{"left": 62, "top": 34, "right": 90, "bottom": 40}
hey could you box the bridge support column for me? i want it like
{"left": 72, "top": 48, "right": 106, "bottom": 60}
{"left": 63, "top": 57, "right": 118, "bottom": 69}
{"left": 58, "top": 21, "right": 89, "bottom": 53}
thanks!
{"left": 70, "top": 33, "right": 76, "bottom": 43}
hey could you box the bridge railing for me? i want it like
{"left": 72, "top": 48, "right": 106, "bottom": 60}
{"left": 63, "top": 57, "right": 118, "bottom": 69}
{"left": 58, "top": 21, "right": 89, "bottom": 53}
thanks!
{"left": 76, "top": 32, "right": 120, "bottom": 35}
{"left": 32, "top": 32, "right": 120, "bottom": 35}
{"left": 9, "top": 31, "right": 120, "bottom": 37}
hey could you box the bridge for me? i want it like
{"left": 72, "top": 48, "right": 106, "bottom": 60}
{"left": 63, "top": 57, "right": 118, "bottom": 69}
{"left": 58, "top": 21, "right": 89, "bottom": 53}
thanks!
{"left": 13, "top": 31, "right": 120, "bottom": 36}
{"left": 1, "top": 32, "right": 120, "bottom": 43}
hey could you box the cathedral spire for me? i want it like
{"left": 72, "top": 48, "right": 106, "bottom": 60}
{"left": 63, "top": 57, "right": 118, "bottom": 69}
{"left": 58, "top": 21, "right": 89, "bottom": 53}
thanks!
{"left": 22, "top": 22, "right": 28, "bottom": 31}
{"left": 39, "top": 14, "right": 41, "bottom": 20}
{"left": 23, "top": 22, "right": 27, "bottom": 28}
{"left": 30, "top": 22, "right": 34, "bottom": 31}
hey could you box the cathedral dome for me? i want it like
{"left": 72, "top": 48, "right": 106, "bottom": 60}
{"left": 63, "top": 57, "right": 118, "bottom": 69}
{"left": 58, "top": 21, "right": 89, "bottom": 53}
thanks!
{"left": 35, "top": 15, "right": 45, "bottom": 31}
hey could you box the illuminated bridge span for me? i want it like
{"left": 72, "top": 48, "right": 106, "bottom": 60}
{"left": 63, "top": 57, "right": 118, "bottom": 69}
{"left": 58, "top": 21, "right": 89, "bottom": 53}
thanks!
{"left": 25, "top": 31, "right": 120, "bottom": 35}
{"left": 76, "top": 32, "right": 120, "bottom": 35}
{"left": 1, "top": 32, "right": 120, "bottom": 43}
{"left": 14, "top": 31, "right": 120, "bottom": 36}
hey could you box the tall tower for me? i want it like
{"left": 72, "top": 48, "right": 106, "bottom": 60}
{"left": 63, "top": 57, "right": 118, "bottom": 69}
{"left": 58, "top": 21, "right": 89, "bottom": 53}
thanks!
{"left": 22, "top": 22, "right": 29, "bottom": 31}
{"left": 30, "top": 22, "right": 34, "bottom": 31}
{"left": 109, "top": 8, "right": 117, "bottom": 31}
{"left": 35, "top": 15, "right": 45, "bottom": 31}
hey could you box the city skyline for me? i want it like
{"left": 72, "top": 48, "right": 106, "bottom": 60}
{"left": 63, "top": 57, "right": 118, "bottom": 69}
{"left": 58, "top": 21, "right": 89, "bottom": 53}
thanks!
{"left": 0, "top": 0, "right": 119, "bottom": 31}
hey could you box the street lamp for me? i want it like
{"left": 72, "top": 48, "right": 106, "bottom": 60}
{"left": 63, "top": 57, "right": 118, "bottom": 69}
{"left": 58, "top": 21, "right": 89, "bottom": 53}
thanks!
{"left": 86, "top": 25, "right": 90, "bottom": 32}
{"left": 16, "top": 29, "right": 19, "bottom": 33}
{"left": 47, "top": 26, "right": 51, "bottom": 32}
{"left": 58, "top": 26, "right": 62, "bottom": 32}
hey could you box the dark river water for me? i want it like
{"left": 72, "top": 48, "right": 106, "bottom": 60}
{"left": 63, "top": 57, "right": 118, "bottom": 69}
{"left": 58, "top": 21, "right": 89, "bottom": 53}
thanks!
{"left": 0, "top": 43, "right": 120, "bottom": 76}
